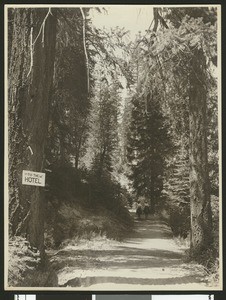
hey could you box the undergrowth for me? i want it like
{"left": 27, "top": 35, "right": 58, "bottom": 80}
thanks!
{"left": 161, "top": 194, "right": 220, "bottom": 285}
{"left": 45, "top": 164, "right": 134, "bottom": 248}
{"left": 8, "top": 236, "right": 58, "bottom": 287}
{"left": 8, "top": 236, "right": 40, "bottom": 286}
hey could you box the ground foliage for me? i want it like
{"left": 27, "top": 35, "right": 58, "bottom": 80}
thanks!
{"left": 8, "top": 236, "right": 58, "bottom": 287}
{"left": 45, "top": 164, "right": 134, "bottom": 247}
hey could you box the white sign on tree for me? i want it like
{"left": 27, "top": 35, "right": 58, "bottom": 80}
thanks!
{"left": 22, "top": 170, "right": 45, "bottom": 187}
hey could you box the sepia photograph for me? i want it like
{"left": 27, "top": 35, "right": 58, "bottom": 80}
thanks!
{"left": 4, "top": 4, "right": 222, "bottom": 290}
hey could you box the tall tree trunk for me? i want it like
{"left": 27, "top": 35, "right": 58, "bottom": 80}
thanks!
{"left": 8, "top": 8, "right": 57, "bottom": 256}
{"left": 189, "top": 49, "right": 212, "bottom": 255}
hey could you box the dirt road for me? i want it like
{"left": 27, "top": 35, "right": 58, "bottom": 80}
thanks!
{"left": 50, "top": 215, "right": 212, "bottom": 290}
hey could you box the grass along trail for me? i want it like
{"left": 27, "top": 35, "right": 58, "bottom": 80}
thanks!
{"left": 49, "top": 214, "right": 214, "bottom": 290}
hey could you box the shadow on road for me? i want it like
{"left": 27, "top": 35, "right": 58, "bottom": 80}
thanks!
{"left": 50, "top": 215, "right": 208, "bottom": 288}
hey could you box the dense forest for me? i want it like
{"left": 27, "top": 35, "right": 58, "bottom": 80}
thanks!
{"left": 7, "top": 6, "right": 220, "bottom": 288}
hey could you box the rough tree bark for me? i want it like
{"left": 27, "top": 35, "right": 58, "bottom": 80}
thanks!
{"left": 189, "top": 49, "right": 212, "bottom": 255}
{"left": 8, "top": 8, "right": 57, "bottom": 256}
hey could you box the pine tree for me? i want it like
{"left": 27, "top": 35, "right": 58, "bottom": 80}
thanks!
{"left": 87, "top": 78, "right": 121, "bottom": 179}
{"left": 127, "top": 89, "right": 173, "bottom": 212}
{"left": 162, "top": 7, "right": 217, "bottom": 255}
{"left": 8, "top": 8, "right": 57, "bottom": 255}
{"left": 46, "top": 8, "right": 90, "bottom": 167}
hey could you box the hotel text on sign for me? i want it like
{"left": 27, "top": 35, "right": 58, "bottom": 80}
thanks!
{"left": 22, "top": 170, "right": 45, "bottom": 187}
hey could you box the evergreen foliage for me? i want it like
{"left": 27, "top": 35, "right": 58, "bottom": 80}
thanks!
{"left": 127, "top": 90, "right": 173, "bottom": 212}
{"left": 46, "top": 8, "right": 90, "bottom": 167}
{"left": 90, "top": 80, "right": 121, "bottom": 178}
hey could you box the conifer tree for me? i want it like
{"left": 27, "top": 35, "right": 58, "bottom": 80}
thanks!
{"left": 88, "top": 78, "right": 121, "bottom": 179}
{"left": 151, "top": 7, "right": 217, "bottom": 255}
{"left": 8, "top": 8, "right": 57, "bottom": 255}
{"left": 127, "top": 89, "right": 173, "bottom": 212}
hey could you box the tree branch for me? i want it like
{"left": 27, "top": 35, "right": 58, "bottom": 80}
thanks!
{"left": 80, "top": 7, "right": 90, "bottom": 95}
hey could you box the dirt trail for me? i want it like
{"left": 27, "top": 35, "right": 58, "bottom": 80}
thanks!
{"left": 49, "top": 214, "right": 211, "bottom": 290}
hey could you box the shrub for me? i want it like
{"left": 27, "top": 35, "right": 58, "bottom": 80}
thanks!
{"left": 8, "top": 236, "right": 58, "bottom": 287}
{"left": 161, "top": 199, "right": 190, "bottom": 239}
{"left": 44, "top": 164, "right": 134, "bottom": 247}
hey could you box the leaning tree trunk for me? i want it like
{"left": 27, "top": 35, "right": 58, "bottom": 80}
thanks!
{"left": 8, "top": 8, "right": 57, "bottom": 257}
{"left": 189, "top": 49, "right": 212, "bottom": 256}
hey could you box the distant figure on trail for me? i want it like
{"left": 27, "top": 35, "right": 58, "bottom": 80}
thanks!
{"left": 143, "top": 201, "right": 150, "bottom": 220}
{"left": 136, "top": 201, "right": 142, "bottom": 220}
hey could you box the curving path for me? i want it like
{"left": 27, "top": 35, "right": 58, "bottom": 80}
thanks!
{"left": 49, "top": 214, "right": 212, "bottom": 290}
